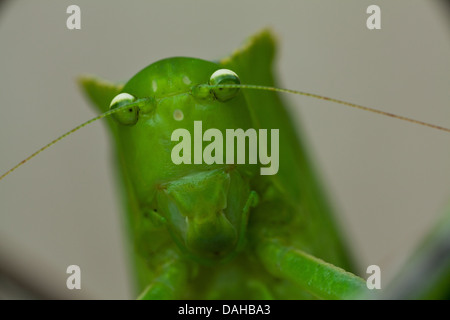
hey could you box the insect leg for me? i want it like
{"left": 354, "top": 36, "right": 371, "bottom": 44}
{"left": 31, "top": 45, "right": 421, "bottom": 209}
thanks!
{"left": 137, "top": 258, "right": 190, "bottom": 300}
{"left": 255, "top": 238, "right": 367, "bottom": 300}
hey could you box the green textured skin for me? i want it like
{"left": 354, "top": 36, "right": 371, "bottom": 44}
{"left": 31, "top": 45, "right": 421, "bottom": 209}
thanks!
{"left": 79, "top": 30, "right": 357, "bottom": 299}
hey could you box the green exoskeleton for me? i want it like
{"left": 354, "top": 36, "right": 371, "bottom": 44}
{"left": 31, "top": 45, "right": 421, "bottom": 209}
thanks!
{"left": 80, "top": 30, "right": 361, "bottom": 299}
{"left": 1, "top": 29, "right": 449, "bottom": 299}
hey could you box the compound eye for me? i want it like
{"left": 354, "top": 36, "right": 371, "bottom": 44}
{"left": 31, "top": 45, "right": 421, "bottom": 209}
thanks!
{"left": 109, "top": 93, "right": 139, "bottom": 126}
{"left": 209, "top": 69, "right": 240, "bottom": 102}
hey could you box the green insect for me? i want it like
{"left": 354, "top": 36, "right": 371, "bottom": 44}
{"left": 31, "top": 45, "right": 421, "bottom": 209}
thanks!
{"left": 81, "top": 30, "right": 362, "bottom": 299}
{"left": 1, "top": 29, "right": 449, "bottom": 300}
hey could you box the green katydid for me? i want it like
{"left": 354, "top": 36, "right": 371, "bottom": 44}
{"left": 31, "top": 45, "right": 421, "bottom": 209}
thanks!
{"left": 1, "top": 29, "right": 449, "bottom": 300}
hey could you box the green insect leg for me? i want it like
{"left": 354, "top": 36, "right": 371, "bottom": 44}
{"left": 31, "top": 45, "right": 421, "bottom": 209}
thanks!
{"left": 137, "top": 259, "right": 190, "bottom": 300}
{"left": 256, "top": 239, "right": 367, "bottom": 300}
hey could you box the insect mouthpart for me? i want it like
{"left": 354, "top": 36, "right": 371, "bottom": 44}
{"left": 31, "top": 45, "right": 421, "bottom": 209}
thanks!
{"left": 185, "top": 210, "right": 238, "bottom": 259}
{"left": 155, "top": 168, "right": 255, "bottom": 264}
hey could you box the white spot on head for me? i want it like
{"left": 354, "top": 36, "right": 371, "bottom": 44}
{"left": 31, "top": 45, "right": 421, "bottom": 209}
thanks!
{"left": 110, "top": 92, "right": 135, "bottom": 107}
{"left": 173, "top": 109, "right": 184, "bottom": 121}
{"left": 152, "top": 80, "right": 157, "bottom": 92}
{"left": 182, "top": 76, "right": 191, "bottom": 85}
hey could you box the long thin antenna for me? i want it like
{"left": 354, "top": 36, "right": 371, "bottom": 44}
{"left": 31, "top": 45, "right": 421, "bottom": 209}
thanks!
{"left": 0, "top": 101, "right": 142, "bottom": 182}
{"left": 2, "top": 84, "right": 448, "bottom": 182}
{"left": 207, "top": 84, "right": 450, "bottom": 134}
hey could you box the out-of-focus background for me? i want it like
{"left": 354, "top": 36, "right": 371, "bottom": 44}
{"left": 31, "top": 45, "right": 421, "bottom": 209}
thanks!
{"left": 0, "top": 0, "right": 449, "bottom": 299}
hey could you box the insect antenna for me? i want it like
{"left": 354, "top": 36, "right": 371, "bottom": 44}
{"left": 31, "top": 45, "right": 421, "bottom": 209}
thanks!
{"left": 3, "top": 84, "right": 448, "bottom": 181}
{"left": 0, "top": 100, "right": 144, "bottom": 182}
{"left": 207, "top": 84, "right": 450, "bottom": 134}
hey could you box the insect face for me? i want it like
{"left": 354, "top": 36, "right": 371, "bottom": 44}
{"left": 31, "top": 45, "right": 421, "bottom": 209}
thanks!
{"left": 109, "top": 58, "right": 259, "bottom": 263}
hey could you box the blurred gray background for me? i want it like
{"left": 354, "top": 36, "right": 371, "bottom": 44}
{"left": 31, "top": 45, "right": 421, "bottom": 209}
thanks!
{"left": 0, "top": 0, "right": 449, "bottom": 299}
